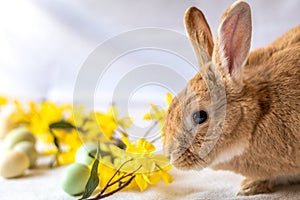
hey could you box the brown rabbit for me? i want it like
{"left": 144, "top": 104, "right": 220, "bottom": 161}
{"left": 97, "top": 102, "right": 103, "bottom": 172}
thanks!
{"left": 163, "top": 0, "right": 300, "bottom": 196}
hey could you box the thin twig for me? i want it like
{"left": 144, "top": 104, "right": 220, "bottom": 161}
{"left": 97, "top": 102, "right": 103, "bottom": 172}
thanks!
{"left": 49, "top": 129, "right": 61, "bottom": 167}
{"left": 155, "top": 163, "right": 162, "bottom": 170}
{"left": 89, "top": 175, "right": 136, "bottom": 200}
{"left": 87, "top": 162, "right": 141, "bottom": 200}
{"left": 143, "top": 121, "right": 158, "bottom": 138}
{"left": 97, "top": 159, "right": 133, "bottom": 196}
{"left": 149, "top": 135, "right": 162, "bottom": 144}
{"left": 116, "top": 128, "right": 128, "bottom": 137}
{"left": 107, "top": 165, "right": 142, "bottom": 187}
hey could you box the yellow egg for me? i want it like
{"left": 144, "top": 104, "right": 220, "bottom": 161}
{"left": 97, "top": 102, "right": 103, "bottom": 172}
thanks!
{"left": 0, "top": 150, "right": 30, "bottom": 178}
{"left": 14, "top": 141, "right": 38, "bottom": 168}
{"left": 4, "top": 127, "right": 36, "bottom": 149}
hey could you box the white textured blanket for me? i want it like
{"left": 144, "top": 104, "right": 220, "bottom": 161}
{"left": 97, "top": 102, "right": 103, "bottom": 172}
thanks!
{"left": 1, "top": 164, "right": 300, "bottom": 200}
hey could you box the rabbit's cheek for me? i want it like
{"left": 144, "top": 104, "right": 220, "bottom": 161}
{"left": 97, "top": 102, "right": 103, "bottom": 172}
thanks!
{"left": 211, "top": 142, "right": 246, "bottom": 166}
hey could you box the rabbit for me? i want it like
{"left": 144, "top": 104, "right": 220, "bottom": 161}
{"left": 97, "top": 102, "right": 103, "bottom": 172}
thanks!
{"left": 163, "top": 0, "right": 300, "bottom": 196}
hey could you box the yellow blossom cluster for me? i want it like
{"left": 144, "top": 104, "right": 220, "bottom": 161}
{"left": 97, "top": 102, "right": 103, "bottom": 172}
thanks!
{"left": 121, "top": 137, "right": 172, "bottom": 191}
{"left": 0, "top": 96, "right": 7, "bottom": 106}
{"left": 143, "top": 93, "right": 172, "bottom": 139}
{"left": 8, "top": 100, "right": 80, "bottom": 165}
{"left": 0, "top": 93, "right": 173, "bottom": 192}
{"left": 90, "top": 137, "right": 172, "bottom": 192}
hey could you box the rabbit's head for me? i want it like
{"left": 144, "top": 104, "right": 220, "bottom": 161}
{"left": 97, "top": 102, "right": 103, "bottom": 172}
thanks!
{"left": 164, "top": 1, "right": 254, "bottom": 170}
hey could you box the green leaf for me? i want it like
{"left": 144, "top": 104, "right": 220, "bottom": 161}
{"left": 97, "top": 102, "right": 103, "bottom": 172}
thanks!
{"left": 53, "top": 135, "right": 60, "bottom": 151}
{"left": 89, "top": 151, "right": 115, "bottom": 164}
{"left": 49, "top": 121, "right": 75, "bottom": 130}
{"left": 79, "top": 143, "right": 100, "bottom": 200}
{"left": 46, "top": 128, "right": 61, "bottom": 167}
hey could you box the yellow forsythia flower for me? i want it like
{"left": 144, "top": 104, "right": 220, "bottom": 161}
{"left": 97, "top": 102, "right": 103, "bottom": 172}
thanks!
{"left": 109, "top": 105, "right": 133, "bottom": 129}
{"left": 9, "top": 100, "right": 34, "bottom": 125}
{"left": 95, "top": 105, "right": 133, "bottom": 139}
{"left": 143, "top": 93, "right": 173, "bottom": 121}
{"left": 143, "top": 93, "right": 172, "bottom": 128}
{"left": 95, "top": 112, "right": 117, "bottom": 139}
{"left": 0, "top": 96, "right": 7, "bottom": 106}
{"left": 122, "top": 137, "right": 156, "bottom": 154}
{"left": 118, "top": 137, "right": 172, "bottom": 191}
{"left": 143, "top": 93, "right": 173, "bottom": 138}
{"left": 165, "top": 92, "right": 173, "bottom": 106}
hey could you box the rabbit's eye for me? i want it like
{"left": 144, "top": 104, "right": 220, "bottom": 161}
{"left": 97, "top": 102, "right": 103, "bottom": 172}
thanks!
{"left": 193, "top": 110, "right": 207, "bottom": 124}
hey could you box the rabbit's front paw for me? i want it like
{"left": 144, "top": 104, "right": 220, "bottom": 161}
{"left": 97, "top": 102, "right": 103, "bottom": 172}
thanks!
{"left": 237, "top": 178, "right": 274, "bottom": 196}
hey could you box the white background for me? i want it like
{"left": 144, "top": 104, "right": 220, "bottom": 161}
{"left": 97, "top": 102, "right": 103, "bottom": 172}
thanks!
{"left": 0, "top": 0, "right": 299, "bottom": 108}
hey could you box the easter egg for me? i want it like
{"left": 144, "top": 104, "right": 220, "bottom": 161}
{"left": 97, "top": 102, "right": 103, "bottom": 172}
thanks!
{"left": 0, "top": 150, "right": 30, "bottom": 178}
{"left": 75, "top": 142, "right": 97, "bottom": 166}
{"left": 4, "top": 127, "right": 36, "bottom": 149}
{"left": 14, "top": 141, "right": 38, "bottom": 168}
{"left": 60, "top": 163, "right": 91, "bottom": 196}
{"left": 0, "top": 115, "right": 13, "bottom": 140}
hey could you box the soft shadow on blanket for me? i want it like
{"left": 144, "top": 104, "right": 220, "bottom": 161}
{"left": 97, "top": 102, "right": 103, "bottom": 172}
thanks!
{"left": 151, "top": 168, "right": 300, "bottom": 200}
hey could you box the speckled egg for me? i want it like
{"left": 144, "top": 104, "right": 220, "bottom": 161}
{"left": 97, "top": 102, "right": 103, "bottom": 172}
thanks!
{"left": 60, "top": 163, "right": 91, "bottom": 196}
{"left": 14, "top": 141, "right": 38, "bottom": 168}
{"left": 0, "top": 150, "right": 30, "bottom": 178}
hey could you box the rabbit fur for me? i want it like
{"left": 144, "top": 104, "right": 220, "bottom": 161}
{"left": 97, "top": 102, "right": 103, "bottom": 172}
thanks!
{"left": 163, "top": 1, "right": 300, "bottom": 196}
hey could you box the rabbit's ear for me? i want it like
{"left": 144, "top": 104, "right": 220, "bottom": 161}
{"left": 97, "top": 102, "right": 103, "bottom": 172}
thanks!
{"left": 213, "top": 1, "right": 252, "bottom": 82}
{"left": 185, "top": 7, "right": 214, "bottom": 67}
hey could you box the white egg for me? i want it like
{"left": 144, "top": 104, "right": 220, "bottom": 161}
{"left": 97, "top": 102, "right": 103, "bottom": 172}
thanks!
{"left": 0, "top": 150, "right": 30, "bottom": 178}
{"left": 14, "top": 141, "right": 38, "bottom": 168}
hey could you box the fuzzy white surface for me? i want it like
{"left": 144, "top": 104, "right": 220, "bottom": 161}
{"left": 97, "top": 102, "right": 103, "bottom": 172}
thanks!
{"left": 1, "top": 161, "right": 300, "bottom": 200}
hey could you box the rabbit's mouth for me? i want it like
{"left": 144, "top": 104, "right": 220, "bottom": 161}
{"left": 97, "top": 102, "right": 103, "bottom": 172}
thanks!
{"left": 170, "top": 148, "right": 208, "bottom": 170}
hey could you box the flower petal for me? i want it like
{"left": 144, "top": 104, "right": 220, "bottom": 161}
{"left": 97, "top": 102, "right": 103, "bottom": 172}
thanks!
{"left": 135, "top": 174, "right": 148, "bottom": 191}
